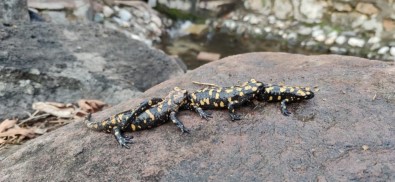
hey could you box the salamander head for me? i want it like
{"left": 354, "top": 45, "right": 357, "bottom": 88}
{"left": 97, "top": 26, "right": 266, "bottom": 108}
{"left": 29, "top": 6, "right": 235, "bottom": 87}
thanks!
{"left": 168, "top": 87, "right": 188, "bottom": 109}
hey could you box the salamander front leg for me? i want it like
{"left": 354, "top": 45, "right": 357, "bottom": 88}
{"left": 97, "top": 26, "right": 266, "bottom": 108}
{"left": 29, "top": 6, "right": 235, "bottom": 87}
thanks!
{"left": 112, "top": 126, "right": 133, "bottom": 149}
{"left": 228, "top": 101, "right": 242, "bottom": 121}
{"left": 280, "top": 99, "right": 291, "bottom": 116}
{"left": 170, "top": 111, "right": 190, "bottom": 133}
{"left": 193, "top": 105, "right": 212, "bottom": 120}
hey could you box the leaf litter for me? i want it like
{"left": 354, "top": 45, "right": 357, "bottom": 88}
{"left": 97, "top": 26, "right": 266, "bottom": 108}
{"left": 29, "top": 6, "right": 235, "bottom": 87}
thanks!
{"left": 0, "top": 99, "right": 107, "bottom": 149}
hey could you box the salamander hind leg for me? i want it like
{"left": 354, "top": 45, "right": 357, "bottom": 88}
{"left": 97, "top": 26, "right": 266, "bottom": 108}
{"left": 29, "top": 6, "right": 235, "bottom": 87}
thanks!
{"left": 112, "top": 126, "right": 133, "bottom": 149}
{"left": 280, "top": 99, "right": 291, "bottom": 116}
{"left": 170, "top": 111, "right": 190, "bottom": 134}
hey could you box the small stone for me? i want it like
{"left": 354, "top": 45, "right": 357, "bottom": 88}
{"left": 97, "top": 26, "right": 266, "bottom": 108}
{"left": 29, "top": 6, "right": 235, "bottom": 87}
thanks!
{"left": 352, "top": 14, "right": 368, "bottom": 28}
{"left": 273, "top": 0, "right": 293, "bottom": 19}
{"left": 287, "top": 32, "right": 298, "bottom": 40}
{"left": 325, "top": 31, "right": 338, "bottom": 45}
{"left": 118, "top": 9, "right": 132, "bottom": 21}
{"left": 348, "top": 37, "right": 365, "bottom": 47}
{"left": 275, "top": 21, "right": 285, "bottom": 28}
{"left": 297, "top": 26, "right": 312, "bottom": 35}
{"left": 103, "top": 6, "right": 114, "bottom": 17}
{"left": 29, "top": 68, "right": 40, "bottom": 75}
{"left": 264, "top": 27, "right": 271, "bottom": 33}
{"left": 367, "top": 37, "right": 380, "bottom": 44}
{"left": 151, "top": 15, "right": 162, "bottom": 27}
{"left": 362, "top": 17, "right": 380, "bottom": 31}
{"left": 112, "top": 17, "right": 130, "bottom": 27}
{"left": 253, "top": 28, "right": 262, "bottom": 35}
{"left": 94, "top": 13, "right": 104, "bottom": 23}
{"left": 383, "top": 19, "right": 395, "bottom": 31}
{"left": 243, "top": 15, "right": 250, "bottom": 22}
{"left": 249, "top": 16, "right": 259, "bottom": 24}
{"left": 378, "top": 46, "right": 389, "bottom": 54}
{"left": 362, "top": 145, "right": 369, "bottom": 151}
{"left": 330, "top": 47, "right": 347, "bottom": 54}
{"left": 390, "top": 47, "right": 395, "bottom": 56}
{"left": 315, "top": 34, "right": 326, "bottom": 42}
{"left": 333, "top": 2, "right": 352, "bottom": 12}
{"left": 356, "top": 3, "right": 378, "bottom": 15}
{"left": 335, "top": 36, "right": 347, "bottom": 45}
{"left": 268, "top": 16, "right": 276, "bottom": 24}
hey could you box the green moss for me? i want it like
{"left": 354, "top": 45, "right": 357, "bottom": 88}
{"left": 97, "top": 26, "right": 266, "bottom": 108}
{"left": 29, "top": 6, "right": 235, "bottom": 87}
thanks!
{"left": 154, "top": 3, "right": 206, "bottom": 22}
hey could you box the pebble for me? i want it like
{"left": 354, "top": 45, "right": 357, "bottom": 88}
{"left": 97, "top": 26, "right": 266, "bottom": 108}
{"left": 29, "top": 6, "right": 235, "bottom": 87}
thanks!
{"left": 297, "top": 26, "right": 312, "bottom": 35}
{"left": 253, "top": 28, "right": 262, "bottom": 35}
{"left": 378, "top": 46, "right": 389, "bottom": 54}
{"left": 348, "top": 37, "right": 365, "bottom": 47}
{"left": 264, "top": 27, "right": 271, "bottom": 33}
{"left": 118, "top": 9, "right": 132, "bottom": 21}
{"left": 390, "top": 47, "right": 395, "bottom": 56}
{"left": 330, "top": 47, "right": 347, "bottom": 54}
{"left": 94, "top": 13, "right": 104, "bottom": 23}
{"left": 335, "top": 35, "right": 347, "bottom": 45}
{"left": 268, "top": 16, "right": 276, "bottom": 24}
{"left": 325, "top": 31, "right": 338, "bottom": 45}
{"left": 249, "top": 16, "right": 259, "bottom": 24}
{"left": 112, "top": 17, "right": 130, "bottom": 27}
{"left": 312, "top": 29, "right": 325, "bottom": 42}
{"left": 367, "top": 37, "right": 380, "bottom": 44}
{"left": 102, "top": 6, "right": 114, "bottom": 17}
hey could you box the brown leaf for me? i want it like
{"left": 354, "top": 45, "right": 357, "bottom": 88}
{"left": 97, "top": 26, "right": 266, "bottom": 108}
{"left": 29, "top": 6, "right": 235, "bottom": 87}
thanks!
{"left": 0, "top": 119, "right": 17, "bottom": 133}
{"left": 78, "top": 99, "right": 106, "bottom": 113}
{"left": 32, "top": 102, "right": 75, "bottom": 118}
{"left": 0, "top": 127, "right": 36, "bottom": 138}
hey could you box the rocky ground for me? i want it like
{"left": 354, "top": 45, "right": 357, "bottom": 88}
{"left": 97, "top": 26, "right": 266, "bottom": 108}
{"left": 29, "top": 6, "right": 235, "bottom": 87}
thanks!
{"left": 0, "top": 22, "right": 186, "bottom": 121}
{"left": 1, "top": 53, "right": 394, "bottom": 181}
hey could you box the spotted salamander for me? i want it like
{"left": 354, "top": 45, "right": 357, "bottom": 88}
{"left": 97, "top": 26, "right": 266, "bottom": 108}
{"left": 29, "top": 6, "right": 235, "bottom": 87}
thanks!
{"left": 258, "top": 84, "right": 314, "bottom": 116}
{"left": 84, "top": 87, "right": 190, "bottom": 148}
{"left": 184, "top": 79, "right": 265, "bottom": 121}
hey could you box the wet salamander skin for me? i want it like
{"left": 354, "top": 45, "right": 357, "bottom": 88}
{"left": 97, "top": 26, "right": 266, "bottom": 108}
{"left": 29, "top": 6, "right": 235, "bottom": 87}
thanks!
{"left": 258, "top": 84, "right": 314, "bottom": 116}
{"left": 185, "top": 79, "right": 265, "bottom": 121}
{"left": 84, "top": 87, "right": 189, "bottom": 148}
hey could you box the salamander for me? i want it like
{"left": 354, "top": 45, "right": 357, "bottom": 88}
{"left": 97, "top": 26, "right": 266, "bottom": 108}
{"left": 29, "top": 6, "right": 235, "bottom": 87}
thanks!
{"left": 184, "top": 79, "right": 265, "bottom": 121}
{"left": 258, "top": 84, "right": 314, "bottom": 116}
{"left": 84, "top": 87, "right": 189, "bottom": 148}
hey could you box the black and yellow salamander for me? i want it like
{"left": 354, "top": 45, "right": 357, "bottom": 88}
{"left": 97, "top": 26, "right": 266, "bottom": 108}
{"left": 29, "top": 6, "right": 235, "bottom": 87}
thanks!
{"left": 84, "top": 87, "right": 189, "bottom": 148}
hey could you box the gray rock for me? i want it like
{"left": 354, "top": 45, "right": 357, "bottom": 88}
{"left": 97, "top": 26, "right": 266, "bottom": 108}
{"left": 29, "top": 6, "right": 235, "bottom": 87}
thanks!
{"left": 0, "top": 23, "right": 185, "bottom": 120}
{"left": 41, "top": 11, "right": 68, "bottom": 24}
{"left": 330, "top": 46, "right": 347, "bottom": 54}
{"left": 367, "top": 37, "right": 381, "bottom": 44}
{"left": 1, "top": 53, "right": 394, "bottom": 181}
{"left": 94, "top": 13, "right": 104, "bottom": 23}
{"left": 299, "top": 0, "right": 327, "bottom": 23}
{"left": 273, "top": 0, "right": 292, "bottom": 19}
{"left": 118, "top": 9, "right": 132, "bottom": 22}
{"left": 390, "top": 47, "right": 395, "bottom": 56}
{"left": 102, "top": 5, "right": 114, "bottom": 17}
{"left": 297, "top": 26, "right": 312, "bottom": 35}
{"left": 0, "top": 0, "right": 30, "bottom": 23}
{"left": 335, "top": 35, "right": 347, "bottom": 45}
{"left": 348, "top": 37, "right": 365, "bottom": 47}
{"left": 378, "top": 46, "right": 390, "bottom": 54}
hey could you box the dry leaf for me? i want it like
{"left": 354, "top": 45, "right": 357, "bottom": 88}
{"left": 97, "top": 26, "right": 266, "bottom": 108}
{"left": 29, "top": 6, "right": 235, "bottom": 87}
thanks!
{"left": 32, "top": 102, "right": 75, "bottom": 118}
{"left": 0, "top": 127, "right": 36, "bottom": 138}
{"left": 78, "top": 99, "right": 106, "bottom": 113}
{"left": 0, "top": 119, "right": 17, "bottom": 132}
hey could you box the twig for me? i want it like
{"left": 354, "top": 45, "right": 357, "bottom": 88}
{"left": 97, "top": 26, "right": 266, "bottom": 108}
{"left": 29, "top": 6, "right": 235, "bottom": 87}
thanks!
{"left": 18, "top": 112, "right": 51, "bottom": 126}
{"left": 192, "top": 81, "right": 220, "bottom": 88}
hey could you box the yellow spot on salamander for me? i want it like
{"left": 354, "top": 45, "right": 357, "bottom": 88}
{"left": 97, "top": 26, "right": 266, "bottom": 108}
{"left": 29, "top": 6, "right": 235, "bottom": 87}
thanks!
{"left": 265, "top": 87, "right": 274, "bottom": 93}
{"left": 117, "top": 114, "right": 123, "bottom": 121}
{"left": 217, "top": 88, "right": 222, "bottom": 92}
{"left": 205, "top": 98, "right": 210, "bottom": 105}
{"left": 146, "top": 110, "right": 155, "bottom": 120}
{"left": 209, "top": 89, "right": 213, "bottom": 96}
{"left": 244, "top": 85, "right": 252, "bottom": 90}
{"left": 200, "top": 100, "right": 205, "bottom": 105}
{"left": 278, "top": 96, "right": 282, "bottom": 100}
{"left": 144, "top": 120, "right": 147, "bottom": 124}
{"left": 305, "top": 87, "right": 311, "bottom": 91}
{"left": 269, "top": 96, "right": 273, "bottom": 101}
{"left": 220, "top": 101, "right": 225, "bottom": 107}
{"left": 93, "top": 124, "right": 98, "bottom": 129}
{"left": 138, "top": 125, "right": 141, "bottom": 129}
{"left": 111, "top": 117, "right": 116, "bottom": 124}
{"left": 167, "top": 99, "right": 172, "bottom": 105}
{"left": 250, "top": 79, "right": 257, "bottom": 83}
{"left": 214, "top": 102, "right": 218, "bottom": 107}
{"left": 157, "top": 107, "right": 162, "bottom": 113}
{"left": 131, "top": 124, "right": 136, "bottom": 131}
{"left": 148, "top": 100, "right": 152, "bottom": 105}
{"left": 297, "top": 90, "right": 306, "bottom": 96}
{"left": 226, "top": 89, "right": 233, "bottom": 93}
{"left": 102, "top": 121, "right": 106, "bottom": 126}
{"left": 256, "top": 82, "right": 262, "bottom": 86}
{"left": 280, "top": 87, "right": 286, "bottom": 92}
{"left": 252, "top": 87, "right": 258, "bottom": 91}
{"left": 289, "top": 87, "right": 295, "bottom": 92}
{"left": 192, "top": 93, "right": 197, "bottom": 100}
{"left": 215, "top": 93, "right": 220, "bottom": 99}
{"left": 239, "top": 92, "right": 244, "bottom": 96}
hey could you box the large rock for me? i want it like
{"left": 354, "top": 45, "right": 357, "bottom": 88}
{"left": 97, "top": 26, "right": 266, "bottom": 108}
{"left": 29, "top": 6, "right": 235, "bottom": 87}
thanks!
{"left": 0, "top": 23, "right": 185, "bottom": 120}
{"left": 0, "top": 0, "right": 30, "bottom": 23}
{"left": 0, "top": 53, "right": 394, "bottom": 181}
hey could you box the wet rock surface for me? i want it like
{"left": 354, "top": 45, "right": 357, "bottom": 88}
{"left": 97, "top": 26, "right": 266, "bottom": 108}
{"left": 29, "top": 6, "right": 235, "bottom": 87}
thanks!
{"left": 0, "top": 23, "right": 185, "bottom": 120}
{"left": 0, "top": 52, "right": 394, "bottom": 181}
